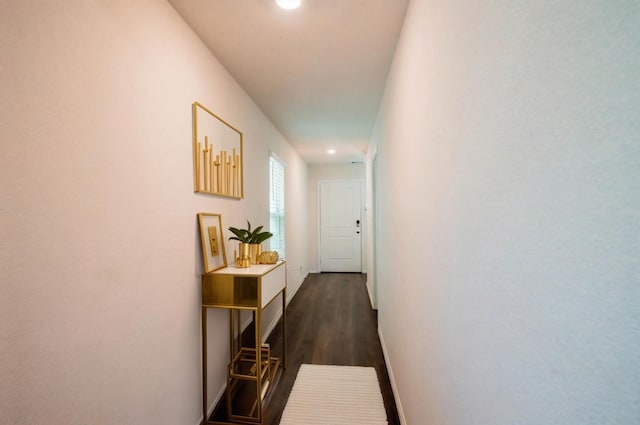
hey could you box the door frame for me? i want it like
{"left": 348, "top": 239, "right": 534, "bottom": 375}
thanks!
{"left": 317, "top": 179, "right": 365, "bottom": 273}
{"left": 371, "top": 153, "right": 379, "bottom": 308}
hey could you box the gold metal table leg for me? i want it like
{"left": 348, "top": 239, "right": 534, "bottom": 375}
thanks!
{"left": 202, "top": 307, "right": 208, "bottom": 424}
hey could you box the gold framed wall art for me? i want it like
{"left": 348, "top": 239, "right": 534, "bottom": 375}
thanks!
{"left": 198, "top": 212, "right": 228, "bottom": 272}
{"left": 192, "top": 102, "right": 243, "bottom": 199}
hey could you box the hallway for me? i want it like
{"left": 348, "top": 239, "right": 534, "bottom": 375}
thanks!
{"left": 3, "top": 2, "right": 637, "bottom": 424}
{"left": 217, "top": 273, "right": 401, "bottom": 425}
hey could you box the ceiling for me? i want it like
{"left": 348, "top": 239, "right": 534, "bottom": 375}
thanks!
{"left": 168, "top": 0, "right": 408, "bottom": 164}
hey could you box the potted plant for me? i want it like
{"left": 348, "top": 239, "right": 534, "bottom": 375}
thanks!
{"left": 228, "top": 221, "right": 273, "bottom": 266}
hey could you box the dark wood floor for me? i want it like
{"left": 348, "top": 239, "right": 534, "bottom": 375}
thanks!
{"left": 209, "top": 272, "right": 400, "bottom": 425}
{"left": 265, "top": 272, "right": 399, "bottom": 425}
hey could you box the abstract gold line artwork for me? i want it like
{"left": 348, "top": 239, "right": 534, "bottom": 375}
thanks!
{"left": 192, "top": 102, "right": 243, "bottom": 199}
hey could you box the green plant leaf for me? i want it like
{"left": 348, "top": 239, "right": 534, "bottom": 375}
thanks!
{"left": 249, "top": 225, "right": 264, "bottom": 243}
{"left": 252, "top": 231, "right": 273, "bottom": 244}
{"left": 228, "top": 226, "right": 251, "bottom": 243}
{"left": 228, "top": 221, "right": 272, "bottom": 244}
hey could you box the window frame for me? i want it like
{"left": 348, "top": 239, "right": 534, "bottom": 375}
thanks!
{"left": 269, "top": 154, "right": 285, "bottom": 259}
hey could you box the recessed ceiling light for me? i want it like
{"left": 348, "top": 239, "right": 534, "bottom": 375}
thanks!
{"left": 276, "top": 0, "right": 301, "bottom": 10}
{"left": 327, "top": 149, "right": 336, "bottom": 155}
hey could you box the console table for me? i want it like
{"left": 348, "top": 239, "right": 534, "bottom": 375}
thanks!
{"left": 201, "top": 261, "right": 287, "bottom": 424}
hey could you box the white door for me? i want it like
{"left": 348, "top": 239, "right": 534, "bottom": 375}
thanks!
{"left": 319, "top": 180, "right": 363, "bottom": 272}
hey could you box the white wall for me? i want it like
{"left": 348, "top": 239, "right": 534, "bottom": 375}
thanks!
{"left": 0, "top": 1, "right": 307, "bottom": 424}
{"left": 307, "top": 164, "right": 365, "bottom": 273}
{"left": 370, "top": 0, "right": 640, "bottom": 424}
{"left": 278, "top": 153, "right": 310, "bottom": 302}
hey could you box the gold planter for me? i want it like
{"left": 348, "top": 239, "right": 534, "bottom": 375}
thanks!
{"left": 249, "top": 244, "right": 262, "bottom": 265}
{"left": 236, "top": 243, "right": 251, "bottom": 268}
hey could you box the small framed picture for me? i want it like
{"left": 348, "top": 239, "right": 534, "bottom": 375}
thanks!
{"left": 197, "top": 213, "right": 228, "bottom": 272}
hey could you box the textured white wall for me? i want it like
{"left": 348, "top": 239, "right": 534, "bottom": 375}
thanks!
{"left": 0, "top": 1, "right": 307, "bottom": 424}
{"left": 371, "top": 0, "right": 640, "bottom": 424}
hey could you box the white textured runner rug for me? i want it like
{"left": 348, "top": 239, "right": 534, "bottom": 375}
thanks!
{"left": 279, "top": 364, "right": 388, "bottom": 425}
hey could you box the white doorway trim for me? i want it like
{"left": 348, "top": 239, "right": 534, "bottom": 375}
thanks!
{"left": 317, "top": 179, "right": 365, "bottom": 273}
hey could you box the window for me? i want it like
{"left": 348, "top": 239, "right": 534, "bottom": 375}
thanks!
{"left": 269, "top": 155, "right": 285, "bottom": 259}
